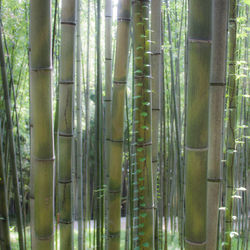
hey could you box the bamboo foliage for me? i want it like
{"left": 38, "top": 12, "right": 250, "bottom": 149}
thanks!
{"left": 0, "top": 135, "right": 11, "bottom": 250}
{"left": 225, "top": 0, "right": 237, "bottom": 249}
{"left": 0, "top": 16, "right": 25, "bottom": 250}
{"left": 133, "top": 0, "right": 154, "bottom": 248}
{"left": 58, "top": 0, "right": 76, "bottom": 249}
{"left": 108, "top": 0, "right": 131, "bottom": 248}
{"left": 206, "top": 0, "right": 228, "bottom": 249}
{"left": 185, "top": 0, "right": 211, "bottom": 249}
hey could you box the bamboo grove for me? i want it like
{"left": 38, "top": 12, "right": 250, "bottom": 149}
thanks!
{"left": 0, "top": 0, "right": 249, "bottom": 249}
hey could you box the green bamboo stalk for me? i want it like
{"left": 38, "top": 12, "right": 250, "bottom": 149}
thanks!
{"left": 83, "top": 1, "right": 90, "bottom": 248}
{"left": 132, "top": 0, "right": 154, "bottom": 248}
{"left": 95, "top": 0, "right": 104, "bottom": 248}
{"left": 104, "top": 0, "right": 112, "bottom": 162}
{"left": 107, "top": 0, "right": 131, "bottom": 248}
{"left": 185, "top": 0, "right": 212, "bottom": 249}
{"left": 0, "top": 16, "right": 25, "bottom": 250}
{"left": 206, "top": 0, "right": 228, "bottom": 249}
{"left": 0, "top": 133, "right": 11, "bottom": 250}
{"left": 225, "top": 0, "right": 237, "bottom": 248}
{"left": 151, "top": 1, "right": 161, "bottom": 245}
{"left": 76, "top": 0, "right": 83, "bottom": 249}
{"left": 30, "top": 0, "right": 54, "bottom": 249}
{"left": 104, "top": 0, "right": 112, "bottom": 247}
{"left": 58, "top": 0, "right": 76, "bottom": 249}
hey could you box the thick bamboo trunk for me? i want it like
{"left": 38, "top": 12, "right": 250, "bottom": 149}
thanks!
{"left": 58, "top": 0, "right": 76, "bottom": 249}
{"left": 107, "top": 0, "right": 131, "bottom": 248}
{"left": 0, "top": 138, "right": 11, "bottom": 250}
{"left": 206, "top": 0, "right": 228, "bottom": 249}
{"left": 133, "top": 0, "right": 154, "bottom": 248}
{"left": 0, "top": 18, "right": 25, "bottom": 250}
{"left": 30, "top": 1, "right": 54, "bottom": 249}
{"left": 76, "top": 0, "right": 83, "bottom": 249}
{"left": 225, "top": 0, "right": 237, "bottom": 249}
{"left": 185, "top": 0, "right": 211, "bottom": 249}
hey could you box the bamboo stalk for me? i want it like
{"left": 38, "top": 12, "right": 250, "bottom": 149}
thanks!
{"left": 30, "top": 0, "right": 54, "bottom": 249}
{"left": 76, "top": 0, "right": 83, "bottom": 249}
{"left": 206, "top": 0, "right": 228, "bottom": 249}
{"left": 107, "top": 0, "right": 131, "bottom": 248}
{"left": 151, "top": 1, "right": 161, "bottom": 246}
{"left": 58, "top": 0, "right": 76, "bottom": 249}
{"left": 224, "top": 0, "right": 238, "bottom": 248}
{"left": 185, "top": 0, "right": 212, "bottom": 249}
{"left": 132, "top": 0, "right": 154, "bottom": 248}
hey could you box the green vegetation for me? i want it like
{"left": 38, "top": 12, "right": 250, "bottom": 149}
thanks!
{"left": 0, "top": 0, "right": 249, "bottom": 250}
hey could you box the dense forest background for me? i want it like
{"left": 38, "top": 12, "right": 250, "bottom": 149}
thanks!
{"left": 0, "top": 0, "right": 249, "bottom": 249}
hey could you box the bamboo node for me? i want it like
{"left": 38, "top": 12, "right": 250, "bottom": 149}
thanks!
{"left": 59, "top": 132, "right": 74, "bottom": 137}
{"left": 207, "top": 178, "right": 222, "bottom": 182}
{"left": 59, "top": 80, "right": 74, "bottom": 85}
{"left": 210, "top": 82, "right": 226, "bottom": 86}
{"left": 61, "top": 21, "right": 76, "bottom": 26}
{"left": 185, "top": 146, "right": 208, "bottom": 152}
{"left": 58, "top": 179, "right": 72, "bottom": 184}
{"left": 33, "top": 156, "right": 55, "bottom": 162}
{"left": 59, "top": 219, "right": 74, "bottom": 224}
{"left": 31, "top": 66, "right": 53, "bottom": 72}
{"left": 185, "top": 239, "right": 207, "bottom": 246}
{"left": 117, "top": 17, "right": 131, "bottom": 22}
{"left": 113, "top": 80, "right": 127, "bottom": 85}
{"left": 188, "top": 38, "right": 212, "bottom": 44}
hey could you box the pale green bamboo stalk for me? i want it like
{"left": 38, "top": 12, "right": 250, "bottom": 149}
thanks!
{"left": 225, "top": 0, "right": 237, "bottom": 248}
{"left": 30, "top": 0, "right": 54, "bottom": 249}
{"left": 95, "top": 0, "right": 104, "bottom": 248}
{"left": 185, "top": 0, "right": 212, "bottom": 249}
{"left": 58, "top": 0, "right": 76, "bottom": 249}
{"left": 151, "top": 2, "right": 161, "bottom": 242}
{"left": 133, "top": 0, "right": 154, "bottom": 248}
{"left": 0, "top": 134, "right": 11, "bottom": 250}
{"left": 83, "top": 1, "right": 90, "bottom": 248}
{"left": 104, "top": 0, "right": 112, "bottom": 156}
{"left": 206, "top": 0, "right": 228, "bottom": 249}
{"left": 107, "top": 0, "right": 131, "bottom": 248}
{"left": 0, "top": 17, "right": 25, "bottom": 250}
{"left": 104, "top": 0, "right": 112, "bottom": 247}
{"left": 76, "top": 0, "right": 83, "bottom": 249}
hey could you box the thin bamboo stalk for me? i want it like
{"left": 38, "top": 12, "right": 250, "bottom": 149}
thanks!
{"left": 76, "top": 0, "right": 83, "bottom": 249}
{"left": 151, "top": 1, "right": 161, "bottom": 245}
{"left": 95, "top": 0, "right": 104, "bottom": 248}
{"left": 225, "top": 0, "right": 238, "bottom": 248}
